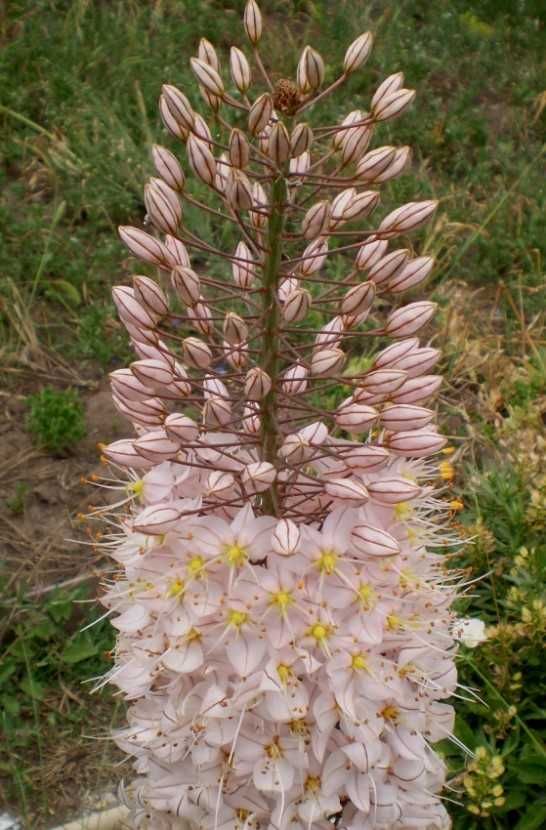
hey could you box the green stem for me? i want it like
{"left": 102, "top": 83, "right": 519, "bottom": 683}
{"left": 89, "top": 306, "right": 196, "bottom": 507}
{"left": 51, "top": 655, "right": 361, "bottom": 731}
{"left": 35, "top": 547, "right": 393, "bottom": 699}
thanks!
{"left": 260, "top": 175, "right": 286, "bottom": 515}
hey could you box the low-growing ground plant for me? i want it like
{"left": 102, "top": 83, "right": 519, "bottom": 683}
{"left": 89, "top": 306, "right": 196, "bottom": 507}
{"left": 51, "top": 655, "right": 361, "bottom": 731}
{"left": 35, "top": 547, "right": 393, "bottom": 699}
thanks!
{"left": 26, "top": 387, "right": 86, "bottom": 454}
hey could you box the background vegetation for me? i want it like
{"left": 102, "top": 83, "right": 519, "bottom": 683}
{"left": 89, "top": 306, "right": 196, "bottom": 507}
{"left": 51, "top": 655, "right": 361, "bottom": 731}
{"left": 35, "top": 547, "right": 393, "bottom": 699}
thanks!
{"left": 0, "top": 0, "right": 544, "bottom": 827}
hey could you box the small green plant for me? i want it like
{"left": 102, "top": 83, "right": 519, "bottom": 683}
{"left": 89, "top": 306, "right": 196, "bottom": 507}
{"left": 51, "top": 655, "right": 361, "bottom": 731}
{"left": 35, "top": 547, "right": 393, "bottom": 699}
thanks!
{"left": 26, "top": 387, "right": 86, "bottom": 454}
{"left": 5, "top": 481, "right": 29, "bottom": 515}
{"left": 73, "top": 304, "right": 131, "bottom": 367}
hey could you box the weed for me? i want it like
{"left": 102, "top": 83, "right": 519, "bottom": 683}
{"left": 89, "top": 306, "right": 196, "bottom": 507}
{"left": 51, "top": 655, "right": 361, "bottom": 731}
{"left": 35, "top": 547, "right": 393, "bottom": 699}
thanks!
{"left": 26, "top": 387, "right": 86, "bottom": 454}
{"left": 5, "top": 482, "right": 29, "bottom": 516}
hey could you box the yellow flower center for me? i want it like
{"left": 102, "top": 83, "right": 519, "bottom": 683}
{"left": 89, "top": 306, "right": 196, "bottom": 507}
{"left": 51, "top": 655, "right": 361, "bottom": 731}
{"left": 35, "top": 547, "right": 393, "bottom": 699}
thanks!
{"left": 381, "top": 704, "right": 400, "bottom": 723}
{"left": 351, "top": 652, "right": 369, "bottom": 671}
{"left": 439, "top": 460, "right": 455, "bottom": 481}
{"left": 289, "top": 718, "right": 309, "bottom": 737}
{"left": 269, "top": 590, "right": 293, "bottom": 612}
{"left": 305, "top": 775, "right": 321, "bottom": 793}
{"left": 386, "top": 614, "right": 402, "bottom": 631}
{"left": 277, "top": 664, "right": 293, "bottom": 684}
{"left": 187, "top": 554, "right": 206, "bottom": 578}
{"left": 394, "top": 501, "right": 412, "bottom": 520}
{"left": 316, "top": 549, "right": 338, "bottom": 574}
{"left": 186, "top": 627, "right": 201, "bottom": 643}
{"left": 265, "top": 739, "right": 282, "bottom": 759}
{"left": 309, "top": 622, "right": 331, "bottom": 642}
{"left": 357, "top": 582, "right": 377, "bottom": 610}
{"left": 128, "top": 479, "right": 144, "bottom": 498}
{"left": 223, "top": 542, "right": 248, "bottom": 567}
{"left": 227, "top": 609, "right": 248, "bottom": 628}
{"left": 167, "top": 577, "right": 185, "bottom": 598}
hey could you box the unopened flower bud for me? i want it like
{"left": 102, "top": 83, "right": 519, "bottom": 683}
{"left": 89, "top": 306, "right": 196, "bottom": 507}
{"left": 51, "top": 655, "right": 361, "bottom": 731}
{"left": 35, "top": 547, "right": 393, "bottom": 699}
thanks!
{"left": 244, "top": 367, "right": 272, "bottom": 400}
{"left": 159, "top": 95, "right": 187, "bottom": 140}
{"left": 311, "top": 347, "right": 345, "bottom": 377}
{"left": 325, "top": 478, "right": 369, "bottom": 504}
{"left": 300, "top": 46, "right": 324, "bottom": 91}
{"left": 151, "top": 145, "right": 185, "bottom": 192}
{"left": 380, "top": 404, "right": 434, "bottom": 432}
{"left": 355, "top": 238, "right": 388, "bottom": 272}
{"left": 133, "top": 503, "right": 183, "bottom": 535}
{"left": 300, "top": 237, "right": 328, "bottom": 276}
{"left": 272, "top": 518, "right": 301, "bottom": 556}
{"left": 223, "top": 312, "right": 248, "bottom": 345}
{"left": 290, "top": 122, "right": 313, "bottom": 157}
{"left": 187, "top": 135, "right": 217, "bottom": 186}
{"left": 281, "top": 363, "right": 308, "bottom": 395}
{"left": 351, "top": 522, "right": 400, "bottom": 557}
{"left": 268, "top": 121, "right": 291, "bottom": 165}
{"left": 205, "top": 470, "right": 235, "bottom": 499}
{"left": 379, "top": 200, "right": 437, "bottom": 238}
{"left": 243, "top": 0, "right": 262, "bottom": 45}
{"left": 227, "top": 170, "right": 253, "bottom": 211}
{"left": 248, "top": 93, "right": 273, "bottom": 135}
{"left": 368, "top": 249, "right": 409, "bottom": 286}
{"left": 395, "top": 346, "right": 441, "bottom": 377}
{"left": 371, "top": 72, "right": 404, "bottom": 109}
{"left": 241, "top": 462, "right": 276, "bottom": 494}
{"left": 190, "top": 57, "right": 224, "bottom": 98}
{"left": 112, "top": 286, "right": 157, "bottom": 329}
{"left": 333, "top": 110, "right": 364, "bottom": 150}
{"left": 356, "top": 368, "right": 407, "bottom": 398}
{"left": 335, "top": 399, "right": 378, "bottom": 432}
{"left": 230, "top": 46, "right": 251, "bottom": 93}
{"left": 289, "top": 150, "right": 310, "bottom": 177}
{"left": 198, "top": 38, "right": 219, "bottom": 71}
{"left": 302, "top": 200, "right": 331, "bottom": 240}
{"left": 133, "top": 429, "right": 181, "bottom": 463}
{"left": 373, "top": 338, "right": 419, "bottom": 369}
{"left": 164, "top": 413, "right": 199, "bottom": 442}
{"left": 102, "top": 438, "right": 153, "bottom": 469}
{"left": 182, "top": 337, "right": 213, "bottom": 369}
{"left": 373, "top": 88, "right": 415, "bottom": 122}
{"left": 368, "top": 476, "right": 421, "bottom": 504}
{"left": 133, "top": 275, "right": 169, "bottom": 318}
{"left": 203, "top": 396, "right": 231, "bottom": 427}
{"left": 171, "top": 266, "right": 201, "bottom": 307}
{"left": 232, "top": 241, "right": 256, "bottom": 289}
{"left": 391, "top": 374, "right": 442, "bottom": 404}
{"left": 131, "top": 358, "right": 174, "bottom": 391}
{"left": 282, "top": 288, "right": 312, "bottom": 322}
{"left": 164, "top": 234, "right": 191, "bottom": 267}
{"left": 343, "top": 32, "right": 373, "bottom": 75}
{"left": 193, "top": 113, "right": 213, "bottom": 144}
{"left": 109, "top": 368, "right": 152, "bottom": 402}
{"left": 374, "top": 146, "right": 411, "bottom": 183}
{"left": 144, "top": 177, "right": 182, "bottom": 235}
{"left": 161, "top": 84, "right": 195, "bottom": 134}
{"left": 119, "top": 226, "right": 176, "bottom": 270}
{"left": 356, "top": 146, "right": 395, "bottom": 181}
{"left": 341, "top": 281, "right": 375, "bottom": 316}
{"left": 341, "top": 124, "right": 373, "bottom": 164}
{"left": 385, "top": 301, "right": 437, "bottom": 338}
{"left": 229, "top": 129, "right": 250, "bottom": 169}
{"left": 386, "top": 429, "right": 446, "bottom": 456}
{"left": 188, "top": 299, "right": 213, "bottom": 336}
{"left": 314, "top": 316, "right": 343, "bottom": 349}
{"left": 242, "top": 402, "right": 261, "bottom": 434}
{"left": 388, "top": 256, "right": 435, "bottom": 293}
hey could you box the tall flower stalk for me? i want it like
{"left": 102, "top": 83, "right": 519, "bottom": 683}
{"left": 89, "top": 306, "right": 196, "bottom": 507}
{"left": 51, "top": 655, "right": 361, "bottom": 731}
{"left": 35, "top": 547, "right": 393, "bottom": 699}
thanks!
{"left": 96, "top": 3, "right": 466, "bottom": 827}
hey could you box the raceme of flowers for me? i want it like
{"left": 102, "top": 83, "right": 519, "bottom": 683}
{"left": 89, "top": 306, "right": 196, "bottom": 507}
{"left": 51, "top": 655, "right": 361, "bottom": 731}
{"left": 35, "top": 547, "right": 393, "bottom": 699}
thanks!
{"left": 94, "top": 3, "right": 469, "bottom": 828}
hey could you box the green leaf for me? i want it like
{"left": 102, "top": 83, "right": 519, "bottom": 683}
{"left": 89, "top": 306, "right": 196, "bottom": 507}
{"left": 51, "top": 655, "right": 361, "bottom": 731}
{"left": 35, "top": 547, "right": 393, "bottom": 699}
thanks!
{"left": 0, "top": 660, "right": 16, "bottom": 686}
{"left": 515, "top": 804, "right": 546, "bottom": 830}
{"left": 62, "top": 633, "right": 99, "bottom": 664}
{"left": 20, "top": 674, "right": 45, "bottom": 700}
{"left": 516, "top": 758, "right": 546, "bottom": 785}
{"left": 46, "top": 279, "right": 81, "bottom": 306}
{"left": 1, "top": 695, "right": 21, "bottom": 717}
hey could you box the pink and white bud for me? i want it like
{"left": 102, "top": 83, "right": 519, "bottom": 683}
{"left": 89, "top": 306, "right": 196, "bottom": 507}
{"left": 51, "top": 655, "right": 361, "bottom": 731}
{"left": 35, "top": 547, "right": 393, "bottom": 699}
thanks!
{"left": 341, "top": 124, "right": 373, "bottom": 165}
{"left": 373, "top": 338, "right": 419, "bottom": 369}
{"left": 229, "top": 129, "right": 250, "bottom": 169}
{"left": 335, "top": 399, "right": 378, "bottom": 432}
{"left": 226, "top": 170, "right": 253, "bottom": 211}
{"left": 164, "top": 234, "right": 191, "bottom": 267}
{"left": 250, "top": 181, "right": 268, "bottom": 229}
{"left": 314, "top": 316, "right": 344, "bottom": 349}
{"left": 302, "top": 200, "right": 331, "bottom": 240}
{"left": 281, "top": 363, "right": 308, "bottom": 395}
{"left": 385, "top": 301, "right": 437, "bottom": 338}
{"left": 112, "top": 286, "right": 157, "bottom": 329}
{"left": 355, "top": 237, "right": 389, "bottom": 272}
{"left": 171, "top": 266, "right": 201, "bottom": 307}
{"left": 182, "top": 337, "right": 212, "bottom": 369}
{"left": 193, "top": 113, "right": 213, "bottom": 144}
{"left": 164, "top": 413, "right": 199, "bottom": 443}
{"left": 133, "top": 275, "right": 169, "bottom": 318}
{"left": 343, "top": 32, "right": 373, "bottom": 75}
{"left": 232, "top": 241, "right": 256, "bottom": 289}
{"left": 325, "top": 478, "right": 369, "bottom": 504}
{"left": 374, "top": 146, "right": 411, "bottom": 183}
{"left": 113, "top": 395, "right": 165, "bottom": 427}
{"left": 243, "top": 0, "right": 262, "bottom": 44}
{"left": 341, "top": 190, "right": 380, "bottom": 223}
{"left": 289, "top": 150, "right": 311, "bottom": 177}
{"left": 118, "top": 226, "right": 176, "bottom": 271}
{"left": 144, "top": 177, "right": 181, "bottom": 235}
{"left": 371, "top": 72, "right": 404, "bottom": 109}
{"left": 133, "top": 429, "right": 181, "bottom": 463}
{"left": 379, "top": 200, "right": 438, "bottom": 238}
{"left": 205, "top": 470, "right": 235, "bottom": 499}
{"left": 241, "top": 402, "right": 261, "bottom": 434}
{"left": 187, "top": 300, "right": 213, "bottom": 336}
{"left": 278, "top": 276, "right": 298, "bottom": 302}
{"left": 367, "top": 477, "right": 421, "bottom": 504}
{"left": 380, "top": 404, "right": 434, "bottom": 432}
{"left": 340, "top": 280, "right": 375, "bottom": 317}
{"left": 282, "top": 287, "right": 312, "bottom": 323}
{"left": 224, "top": 341, "right": 248, "bottom": 370}
{"left": 131, "top": 358, "right": 174, "bottom": 391}
{"left": 190, "top": 57, "right": 224, "bottom": 98}
{"left": 388, "top": 255, "right": 435, "bottom": 293}
{"left": 101, "top": 438, "right": 153, "bottom": 469}
{"left": 391, "top": 374, "right": 442, "bottom": 404}
{"left": 342, "top": 443, "right": 390, "bottom": 472}
{"left": 272, "top": 518, "right": 301, "bottom": 556}
{"left": 356, "top": 145, "right": 395, "bottom": 181}
{"left": 368, "top": 248, "right": 409, "bottom": 286}
{"left": 198, "top": 37, "right": 220, "bottom": 71}
{"left": 333, "top": 110, "right": 364, "bottom": 150}
{"left": 203, "top": 374, "right": 228, "bottom": 400}
{"left": 372, "top": 87, "right": 415, "bottom": 122}
{"left": 161, "top": 84, "right": 195, "bottom": 134}
{"left": 355, "top": 368, "right": 407, "bottom": 399}
{"left": 268, "top": 121, "right": 291, "bottom": 165}
{"left": 215, "top": 152, "right": 230, "bottom": 192}
{"left": 395, "top": 346, "right": 441, "bottom": 377}
{"left": 351, "top": 523, "right": 400, "bottom": 557}
{"left": 133, "top": 504, "right": 183, "bottom": 535}
{"left": 311, "top": 347, "right": 346, "bottom": 377}
{"left": 131, "top": 339, "right": 173, "bottom": 367}
{"left": 300, "top": 237, "right": 329, "bottom": 276}
{"left": 248, "top": 93, "right": 273, "bottom": 135}
{"left": 187, "top": 135, "right": 217, "bottom": 187}
{"left": 244, "top": 367, "right": 272, "bottom": 401}
{"left": 386, "top": 428, "right": 446, "bottom": 456}
{"left": 230, "top": 47, "right": 251, "bottom": 93}
{"left": 330, "top": 188, "right": 356, "bottom": 225}
{"left": 223, "top": 312, "right": 248, "bottom": 345}
{"left": 203, "top": 396, "right": 231, "bottom": 428}
{"left": 151, "top": 145, "right": 185, "bottom": 192}
{"left": 241, "top": 462, "right": 276, "bottom": 494}
{"left": 300, "top": 46, "right": 325, "bottom": 91}
{"left": 290, "top": 122, "right": 313, "bottom": 157}
{"left": 159, "top": 94, "right": 187, "bottom": 140}
{"left": 109, "top": 369, "right": 152, "bottom": 402}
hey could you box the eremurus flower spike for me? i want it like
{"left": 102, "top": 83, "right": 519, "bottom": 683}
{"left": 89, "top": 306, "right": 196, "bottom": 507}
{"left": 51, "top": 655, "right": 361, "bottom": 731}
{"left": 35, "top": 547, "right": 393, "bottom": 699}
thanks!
{"left": 99, "top": 4, "right": 469, "bottom": 828}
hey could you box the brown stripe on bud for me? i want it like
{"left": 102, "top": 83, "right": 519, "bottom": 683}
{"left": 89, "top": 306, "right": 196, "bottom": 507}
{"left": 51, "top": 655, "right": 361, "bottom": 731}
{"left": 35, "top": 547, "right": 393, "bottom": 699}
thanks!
{"left": 230, "top": 46, "right": 252, "bottom": 93}
{"left": 144, "top": 177, "right": 182, "bottom": 235}
{"left": 133, "top": 275, "right": 169, "bottom": 318}
{"left": 368, "top": 249, "right": 409, "bottom": 286}
{"left": 344, "top": 32, "right": 373, "bottom": 75}
{"left": 229, "top": 129, "right": 250, "bottom": 169}
{"left": 118, "top": 226, "right": 176, "bottom": 270}
{"left": 371, "top": 72, "right": 405, "bottom": 110}
{"left": 198, "top": 38, "right": 220, "bottom": 71}
{"left": 290, "top": 122, "right": 313, "bottom": 157}
{"left": 151, "top": 145, "right": 185, "bottom": 192}
{"left": 244, "top": 0, "right": 262, "bottom": 45}
{"left": 268, "top": 121, "right": 291, "bottom": 165}
{"left": 244, "top": 368, "right": 272, "bottom": 401}
{"left": 302, "top": 200, "right": 331, "bottom": 240}
{"left": 190, "top": 57, "right": 224, "bottom": 98}
{"left": 385, "top": 301, "right": 437, "bottom": 338}
{"left": 248, "top": 93, "right": 273, "bottom": 135}
{"left": 171, "top": 266, "right": 201, "bottom": 307}
{"left": 187, "top": 135, "right": 217, "bottom": 187}
{"left": 388, "top": 256, "right": 434, "bottom": 293}
{"left": 182, "top": 337, "right": 213, "bottom": 369}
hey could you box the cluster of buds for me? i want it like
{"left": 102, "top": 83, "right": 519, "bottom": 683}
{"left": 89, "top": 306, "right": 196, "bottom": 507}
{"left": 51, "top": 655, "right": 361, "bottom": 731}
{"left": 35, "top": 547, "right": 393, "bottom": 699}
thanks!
{"left": 463, "top": 748, "right": 505, "bottom": 818}
{"left": 96, "top": 3, "right": 467, "bottom": 828}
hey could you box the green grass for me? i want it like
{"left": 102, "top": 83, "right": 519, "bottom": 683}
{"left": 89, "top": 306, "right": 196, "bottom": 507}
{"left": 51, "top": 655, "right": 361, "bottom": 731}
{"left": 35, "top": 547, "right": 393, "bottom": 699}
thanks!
{"left": 0, "top": 0, "right": 544, "bottom": 826}
{"left": 26, "top": 386, "right": 86, "bottom": 454}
